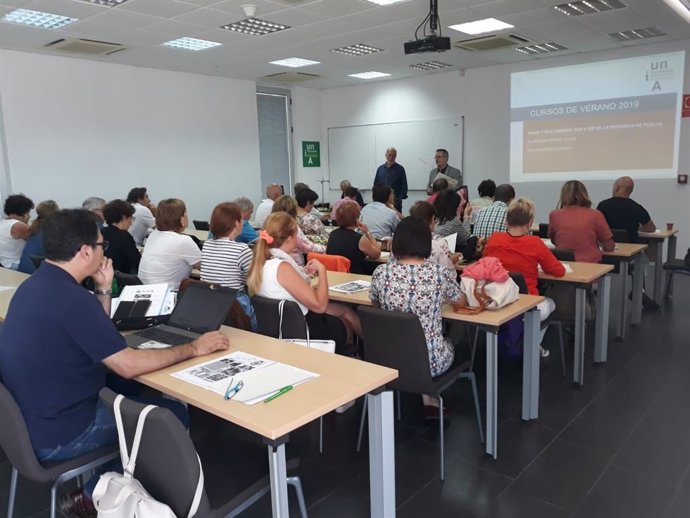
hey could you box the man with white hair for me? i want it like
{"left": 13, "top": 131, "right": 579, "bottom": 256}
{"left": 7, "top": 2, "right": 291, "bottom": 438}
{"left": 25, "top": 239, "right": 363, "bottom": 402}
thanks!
{"left": 232, "top": 196, "right": 259, "bottom": 244}
{"left": 254, "top": 183, "right": 282, "bottom": 229}
{"left": 82, "top": 197, "right": 106, "bottom": 227}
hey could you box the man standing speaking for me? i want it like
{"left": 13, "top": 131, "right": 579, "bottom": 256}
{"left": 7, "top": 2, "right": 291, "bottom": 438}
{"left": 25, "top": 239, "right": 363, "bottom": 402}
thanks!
{"left": 374, "top": 147, "right": 407, "bottom": 212}
{"left": 426, "top": 148, "right": 462, "bottom": 194}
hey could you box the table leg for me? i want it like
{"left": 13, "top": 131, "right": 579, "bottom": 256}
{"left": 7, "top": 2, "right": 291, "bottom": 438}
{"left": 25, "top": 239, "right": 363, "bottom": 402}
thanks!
{"left": 631, "top": 256, "right": 643, "bottom": 325}
{"left": 668, "top": 235, "right": 678, "bottom": 298}
{"left": 368, "top": 391, "right": 396, "bottom": 518}
{"left": 594, "top": 275, "right": 611, "bottom": 363}
{"left": 573, "top": 287, "right": 586, "bottom": 385}
{"left": 486, "top": 332, "right": 498, "bottom": 458}
{"left": 616, "top": 261, "right": 629, "bottom": 340}
{"left": 522, "top": 309, "right": 539, "bottom": 421}
{"left": 267, "top": 442, "right": 289, "bottom": 518}
{"left": 653, "top": 240, "right": 664, "bottom": 305}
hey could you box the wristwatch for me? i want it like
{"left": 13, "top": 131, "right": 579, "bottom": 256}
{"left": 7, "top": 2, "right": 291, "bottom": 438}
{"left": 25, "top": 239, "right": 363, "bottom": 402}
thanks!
{"left": 94, "top": 288, "right": 112, "bottom": 296}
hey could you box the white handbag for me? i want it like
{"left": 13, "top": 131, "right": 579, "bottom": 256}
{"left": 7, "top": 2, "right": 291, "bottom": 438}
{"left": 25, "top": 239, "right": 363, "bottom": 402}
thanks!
{"left": 93, "top": 395, "right": 204, "bottom": 518}
{"left": 459, "top": 277, "right": 520, "bottom": 310}
{"left": 278, "top": 299, "right": 336, "bottom": 353}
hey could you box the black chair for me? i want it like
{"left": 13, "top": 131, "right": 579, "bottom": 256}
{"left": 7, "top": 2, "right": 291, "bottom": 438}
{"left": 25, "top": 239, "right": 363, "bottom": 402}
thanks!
{"left": 114, "top": 270, "right": 143, "bottom": 288}
{"left": 193, "top": 220, "right": 210, "bottom": 231}
{"left": 611, "top": 228, "right": 630, "bottom": 243}
{"left": 29, "top": 255, "right": 45, "bottom": 270}
{"left": 356, "top": 306, "right": 483, "bottom": 481}
{"left": 99, "top": 388, "right": 307, "bottom": 518}
{"left": 663, "top": 258, "right": 690, "bottom": 300}
{"left": 0, "top": 381, "right": 118, "bottom": 518}
{"left": 537, "top": 223, "right": 549, "bottom": 238}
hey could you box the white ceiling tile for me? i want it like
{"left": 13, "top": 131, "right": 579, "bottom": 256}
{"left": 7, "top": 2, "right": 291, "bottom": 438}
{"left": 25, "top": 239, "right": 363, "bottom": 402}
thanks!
{"left": 210, "top": 0, "right": 287, "bottom": 17}
{"left": 0, "top": 0, "right": 32, "bottom": 6}
{"left": 171, "top": 7, "right": 230, "bottom": 27}
{"left": 472, "top": 0, "right": 546, "bottom": 17}
{"left": 119, "top": 0, "right": 198, "bottom": 18}
{"left": 89, "top": 8, "right": 164, "bottom": 29}
{"left": 179, "top": 0, "right": 222, "bottom": 5}
{"left": 60, "top": 19, "right": 132, "bottom": 41}
{"left": 23, "top": 0, "right": 106, "bottom": 17}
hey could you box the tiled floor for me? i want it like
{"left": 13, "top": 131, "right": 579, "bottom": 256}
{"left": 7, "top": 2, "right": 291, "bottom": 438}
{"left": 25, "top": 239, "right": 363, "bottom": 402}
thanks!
{"left": 3, "top": 277, "right": 690, "bottom": 517}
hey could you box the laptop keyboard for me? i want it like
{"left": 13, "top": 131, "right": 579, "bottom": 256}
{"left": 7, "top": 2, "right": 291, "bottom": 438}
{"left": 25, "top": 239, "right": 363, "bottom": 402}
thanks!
{"left": 136, "top": 327, "right": 193, "bottom": 346}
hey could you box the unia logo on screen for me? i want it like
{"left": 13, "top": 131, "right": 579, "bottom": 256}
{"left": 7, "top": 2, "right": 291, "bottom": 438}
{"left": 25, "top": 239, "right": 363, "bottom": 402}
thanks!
{"left": 645, "top": 59, "right": 678, "bottom": 91}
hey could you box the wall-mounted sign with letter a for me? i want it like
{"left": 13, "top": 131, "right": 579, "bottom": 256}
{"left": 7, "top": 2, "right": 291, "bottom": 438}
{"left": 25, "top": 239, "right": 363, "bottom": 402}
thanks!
{"left": 302, "top": 141, "right": 320, "bottom": 167}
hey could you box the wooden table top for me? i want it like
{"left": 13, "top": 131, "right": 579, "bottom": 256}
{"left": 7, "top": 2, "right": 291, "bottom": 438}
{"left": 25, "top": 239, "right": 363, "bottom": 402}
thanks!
{"left": 601, "top": 242, "right": 647, "bottom": 258}
{"left": 323, "top": 271, "right": 544, "bottom": 329}
{"left": 137, "top": 326, "right": 398, "bottom": 440}
{"left": 184, "top": 229, "right": 209, "bottom": 241}
{"left": 637, "top": 229, "right": 679, "bottom": 240}
{"left": 0, "top": 268, "right": 29, "bottom": 319}
{"left": 454, "top": 260, "right": 611, "bottom": 285}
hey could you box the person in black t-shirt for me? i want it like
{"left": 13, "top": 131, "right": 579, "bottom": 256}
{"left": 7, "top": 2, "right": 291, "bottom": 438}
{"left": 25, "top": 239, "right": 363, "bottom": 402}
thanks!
{"left": 101, "top": 199, "right": 142, "bottom": 274}
{"left": 596, "top": 176, "right": 655, "bottom": 243}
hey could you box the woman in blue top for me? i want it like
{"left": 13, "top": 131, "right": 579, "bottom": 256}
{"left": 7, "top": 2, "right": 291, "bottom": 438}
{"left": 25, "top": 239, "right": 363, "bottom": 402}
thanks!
{"left": 18, "top": 200, "right": 59, "bottom": 274}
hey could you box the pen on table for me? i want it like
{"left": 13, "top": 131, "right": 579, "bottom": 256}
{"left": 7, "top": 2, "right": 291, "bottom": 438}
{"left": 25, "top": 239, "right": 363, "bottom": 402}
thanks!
{"left": 264, "top": 385, "right": 293, "bottom": 403}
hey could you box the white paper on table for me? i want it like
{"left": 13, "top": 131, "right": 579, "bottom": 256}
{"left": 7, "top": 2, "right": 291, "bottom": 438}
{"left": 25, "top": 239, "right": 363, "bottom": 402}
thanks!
{"left": 172, "top": 351, "right": 275, "bottom": 388}
{"left": 0, "top": 286, "right": 16, "bottom": 292}
{"left": 379, "top": 251, "right": 390, "bottom": 261}
{"left": 118, "top": 283, "right": 170, "bottom": 316}
{"left": 538, "top": 262, "right": 573, "bottom": 273}
{"left": 329, "top": 280, "right": 371, "bottom": 294}
{"left": 541, "top": 238, "right": 555, "bottom": 249}
{"left": 444, "top": 233, "right": 458, "bottom": 253}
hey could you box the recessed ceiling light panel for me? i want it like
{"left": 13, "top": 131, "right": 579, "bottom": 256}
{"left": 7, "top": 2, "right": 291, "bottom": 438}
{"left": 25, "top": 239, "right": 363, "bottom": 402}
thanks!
{"left": 1, "top": 8, "right": 78, "bottom": 29}
{"left": 609, "top": 27, "right": 666, "bottom": 41}
{"left": 74, "top": 0, "right": 130, "bottom": 6}
{"left": 554, "top": 0, "right": 626, "bottom": 16}
{"left": 364, "top": 0, "right": 412, "bottom": 5}
{"left": 221, "top": 17, "right": 290, "bottom": 36}
{"left": 515, "top": 42, "right": 568, "bottom": 55}
{"left": 162, "top": 37, "right": 222, "bottom": 51}
{"left": 270, "top": 57, "right": 320, "bottom": 68}
{"left": 448, "top": 18, "right": 514, "bottom": 36}
{"left": 331, "top": 43, "right": 384, "bottom": 56}
{"left": 348, "top": 71, "right": 391, "bottom": 79}
{"left": 409, "top": 61, "right": 451, "bottom": 71}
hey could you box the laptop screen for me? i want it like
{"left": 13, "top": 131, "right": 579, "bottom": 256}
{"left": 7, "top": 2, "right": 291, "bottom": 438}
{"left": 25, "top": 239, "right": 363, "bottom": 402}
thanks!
{"left": 168, "top": 284, "right": 236, "bottom": 333}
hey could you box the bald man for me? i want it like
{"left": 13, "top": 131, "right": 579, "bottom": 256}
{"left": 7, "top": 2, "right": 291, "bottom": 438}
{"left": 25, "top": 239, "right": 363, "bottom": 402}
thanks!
{"left": 254, "top": 183, "right": 283, "bottom": 228}
{"left": 596, "top": 176, "right": 655, "bottom": 243}
{"left": 373, "top": 147, "right": 407, "bottom": 212}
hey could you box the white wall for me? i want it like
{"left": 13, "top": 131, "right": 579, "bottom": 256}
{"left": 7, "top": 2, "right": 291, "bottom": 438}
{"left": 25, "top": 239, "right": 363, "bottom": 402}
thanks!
{"left": 293, "top": 39, "right": 690, "bottom": 254}
{"left": 0, "top": 49, "right": 262, "bottom": 222}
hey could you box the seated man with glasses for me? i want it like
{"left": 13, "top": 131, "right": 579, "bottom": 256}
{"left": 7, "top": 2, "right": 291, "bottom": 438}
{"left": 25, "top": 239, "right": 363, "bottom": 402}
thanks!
{"left": 0, "top": 209, "right": 230, "bottom": 515}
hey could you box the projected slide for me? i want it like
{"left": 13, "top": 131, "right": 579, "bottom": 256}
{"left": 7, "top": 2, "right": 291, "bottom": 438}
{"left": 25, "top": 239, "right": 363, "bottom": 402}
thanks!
{"left": 510, "top": 51, "right": 685, "bottom": 182}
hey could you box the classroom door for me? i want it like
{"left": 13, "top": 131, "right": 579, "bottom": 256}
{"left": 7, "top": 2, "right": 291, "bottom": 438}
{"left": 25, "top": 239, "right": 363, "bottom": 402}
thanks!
{"left": 256, "top": 90, "right": 292, "bottom": 195}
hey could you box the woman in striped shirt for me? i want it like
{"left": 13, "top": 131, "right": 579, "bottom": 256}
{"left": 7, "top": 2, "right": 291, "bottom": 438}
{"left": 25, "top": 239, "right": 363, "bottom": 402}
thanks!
{"left": 201, "top": 202, "right": 256, "bottom": 328}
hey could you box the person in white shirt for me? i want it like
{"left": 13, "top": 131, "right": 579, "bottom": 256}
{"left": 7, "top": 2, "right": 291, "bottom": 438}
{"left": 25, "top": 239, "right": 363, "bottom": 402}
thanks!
{"left": 359, "top": 184, "right": 399, "bottom": 239}
{"left": 0, "top": 194, "right": 33, "bottom": 269}
{"left": 254, "top": 184, "right": 283, "bottom": 229}
{"left": 138, "top": 198, "right": 201, "bottom": 289}
{"left": 126, "top": 187, "right": 157, "bottom": 246}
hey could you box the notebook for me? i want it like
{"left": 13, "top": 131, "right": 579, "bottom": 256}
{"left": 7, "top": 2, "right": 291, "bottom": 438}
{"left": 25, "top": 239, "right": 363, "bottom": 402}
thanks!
{"left": 126, "top": 283, "right": 236, "bottom": 348}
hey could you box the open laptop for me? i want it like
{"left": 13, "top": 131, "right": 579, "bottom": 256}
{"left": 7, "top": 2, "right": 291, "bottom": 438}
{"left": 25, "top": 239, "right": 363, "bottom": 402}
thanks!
{"left": 126, "top": 283, "right": 236, "bottom": 348}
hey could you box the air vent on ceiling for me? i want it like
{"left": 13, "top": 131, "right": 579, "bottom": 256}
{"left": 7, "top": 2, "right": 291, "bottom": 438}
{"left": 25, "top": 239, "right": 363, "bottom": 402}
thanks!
{"left": 455, "top": 34, "right": 529, "bottom": 52}
{"left": 44, "top": 37, "right": 125, "bottom": 55}
{"left": 516, "top": 42, "right": 568, "bottom": 55}
{"left": 554, "top": 0, "right": 626, "bottom": 16}
{"left": 609, "top": 27, "right": 666, "bottom": 42}
{"left": 261, "top": 72, "right": 321, "bottom": 83}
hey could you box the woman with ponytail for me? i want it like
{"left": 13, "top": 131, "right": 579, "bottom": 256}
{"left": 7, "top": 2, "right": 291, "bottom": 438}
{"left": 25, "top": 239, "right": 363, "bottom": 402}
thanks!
{"left": 248, "top": 211, "right": 362, "bottom": 350}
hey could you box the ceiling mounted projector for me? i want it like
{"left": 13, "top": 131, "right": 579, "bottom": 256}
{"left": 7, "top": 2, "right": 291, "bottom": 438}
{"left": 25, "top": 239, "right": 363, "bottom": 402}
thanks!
{"left": 404, "top": 0, "right": 450, "bottom": 55}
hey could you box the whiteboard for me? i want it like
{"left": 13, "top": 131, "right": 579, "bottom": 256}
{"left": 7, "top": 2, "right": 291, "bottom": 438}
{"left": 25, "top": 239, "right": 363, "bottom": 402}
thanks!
{"left": 327, "top": 116, "right": 464, "bottom": 191}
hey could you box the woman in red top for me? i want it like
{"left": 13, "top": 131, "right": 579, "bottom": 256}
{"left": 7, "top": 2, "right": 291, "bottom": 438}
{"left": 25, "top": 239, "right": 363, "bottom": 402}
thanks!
{"left": 548, "top": 181, "right": 615, "bottom": 263}
{"left": 485, "top": 198, "right": 566, "bottom": 357}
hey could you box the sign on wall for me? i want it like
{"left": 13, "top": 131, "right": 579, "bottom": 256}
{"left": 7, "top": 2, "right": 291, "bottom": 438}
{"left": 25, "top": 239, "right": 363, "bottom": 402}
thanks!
{"left": 302, "top": 141, "right": 320, "bottom": 167}
{"left": 683, "top": 94, "right": 690, "bottom": 118}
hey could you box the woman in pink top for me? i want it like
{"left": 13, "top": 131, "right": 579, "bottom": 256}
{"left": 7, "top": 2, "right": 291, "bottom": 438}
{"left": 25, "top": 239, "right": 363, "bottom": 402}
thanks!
{"left": 548, "top": 181, "right": 615, "bottom": 263}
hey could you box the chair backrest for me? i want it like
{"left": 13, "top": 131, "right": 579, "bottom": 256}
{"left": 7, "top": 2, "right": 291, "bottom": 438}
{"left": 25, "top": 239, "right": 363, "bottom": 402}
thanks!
{"left": 358, "top": 306, "right": 433, "bottom": 394}
{"left": 251, "top": 295, "right": 307, "bottom": 339}
{"left": 193, "top": 220, "right": 210, "bottom": 231}
{"left": 115, "top": 270, "right": 143, "bottom": 287}
{"left": 29, "top": 255, "right": 45, "bottom": 270}
{"left": 551, "top": 248, "right": 575, "bottom": 261}
{"left": 611, "top": 228, "right": 629, "bottom": 243}
{"left": 508, "top": 272, "right": 529, "bottom": 295}
{"left": 537, "top": 223, "right": 549, "bottom": 238}
{"left": 0, "top": 381, "right": 49, "bottom": 481}
{"left": 306, "top": 252, "right": 351, "bottom": 273}
{"left": 99, "top": 388, "right": 213, "bottom": 517}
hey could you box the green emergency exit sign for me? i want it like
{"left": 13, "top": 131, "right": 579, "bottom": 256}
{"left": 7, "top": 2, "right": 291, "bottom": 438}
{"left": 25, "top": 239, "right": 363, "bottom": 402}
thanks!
{"left": 302, "top": 141, "right": 320, "bottom": 167}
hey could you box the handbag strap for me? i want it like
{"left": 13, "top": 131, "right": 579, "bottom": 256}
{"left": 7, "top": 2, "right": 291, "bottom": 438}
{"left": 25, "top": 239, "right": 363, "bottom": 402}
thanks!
{"left": 277, "top": 299, "right": 311, "bottom": 347}
{"left": 113, "top": 395, "right": 205, "bottom": 518}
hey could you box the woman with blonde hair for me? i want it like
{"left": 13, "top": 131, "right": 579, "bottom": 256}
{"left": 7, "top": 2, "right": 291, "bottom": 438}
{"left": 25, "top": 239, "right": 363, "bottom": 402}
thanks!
{"left": 138, "top": 198, "right": 201, "bottom": 288}
{"left": 248, "top": 211, "right": 362, "bottom": 348}
{"left": 18, "top": 200, "right": 59, "bottom": 274}
{"left": 271, "top": 195, "right": 325, "bottom": 266}
{"left": 548, "top": 180, "right": 614, "bottom": 263}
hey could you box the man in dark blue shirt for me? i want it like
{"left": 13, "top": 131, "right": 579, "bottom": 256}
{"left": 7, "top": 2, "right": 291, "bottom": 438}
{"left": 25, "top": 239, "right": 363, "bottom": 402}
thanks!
{"left": 0, "top": 209, "right": 229, "bottom": 513}
{"left": 374, "top": 147, "right": 408, "bottom": 212}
